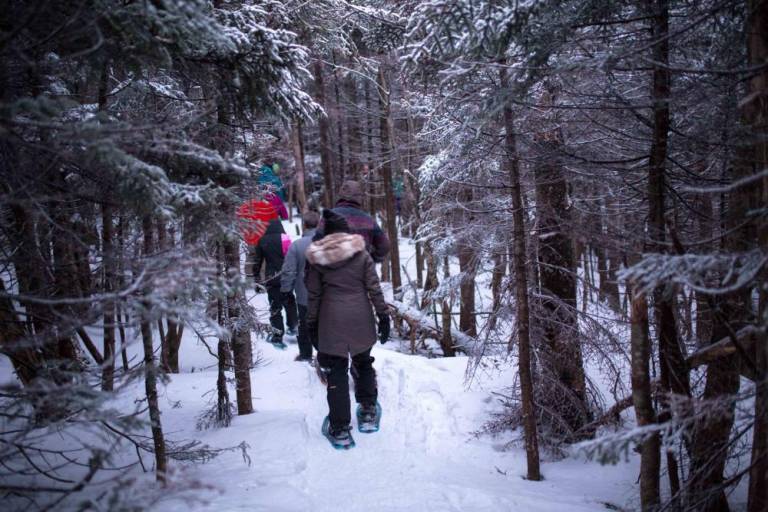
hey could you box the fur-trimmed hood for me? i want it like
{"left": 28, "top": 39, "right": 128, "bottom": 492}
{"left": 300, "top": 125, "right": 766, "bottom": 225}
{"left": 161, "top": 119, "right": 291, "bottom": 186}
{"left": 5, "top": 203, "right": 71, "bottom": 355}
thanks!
{"left": 306, "top": 233, "right": 366, "bottom": 267}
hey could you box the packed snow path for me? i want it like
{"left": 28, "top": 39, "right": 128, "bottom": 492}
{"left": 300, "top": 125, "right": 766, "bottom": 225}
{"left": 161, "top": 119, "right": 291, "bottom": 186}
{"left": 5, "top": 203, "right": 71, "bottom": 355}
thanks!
{"left": 158, "top": 337, "right": 638, "bottom": 512}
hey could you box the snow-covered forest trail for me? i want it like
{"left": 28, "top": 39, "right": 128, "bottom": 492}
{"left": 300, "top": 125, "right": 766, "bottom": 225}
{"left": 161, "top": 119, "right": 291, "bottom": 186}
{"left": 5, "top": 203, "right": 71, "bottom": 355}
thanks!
{"left": 155, "top": 327, "right": 638, "bottom": 512}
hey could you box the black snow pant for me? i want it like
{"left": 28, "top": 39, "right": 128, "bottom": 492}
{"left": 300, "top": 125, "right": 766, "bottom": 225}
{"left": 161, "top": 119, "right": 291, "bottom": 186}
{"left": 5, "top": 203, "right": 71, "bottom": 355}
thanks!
{"left": 296, "top": 304, "right": 313, "bottom": 359}
{"left": 317, "top": 349, "right": 377, "bottom": 431}
{"left": 267, "top": 285, "right": 297, "bottom": 338}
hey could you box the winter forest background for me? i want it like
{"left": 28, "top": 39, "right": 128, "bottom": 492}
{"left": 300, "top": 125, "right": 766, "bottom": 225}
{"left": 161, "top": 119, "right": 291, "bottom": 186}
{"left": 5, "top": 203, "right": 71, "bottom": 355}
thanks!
{"left": 1, "top": 1, "right": 766, "bottom": 511}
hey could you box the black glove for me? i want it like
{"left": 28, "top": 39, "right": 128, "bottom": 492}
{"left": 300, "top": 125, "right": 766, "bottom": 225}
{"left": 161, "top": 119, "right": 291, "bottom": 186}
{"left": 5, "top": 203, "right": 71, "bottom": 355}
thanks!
{"left": 308, "top": 322, "right": 319, "bottom": 349}
{"left": 377, "top": 313, "right": 390, "bottom": 344}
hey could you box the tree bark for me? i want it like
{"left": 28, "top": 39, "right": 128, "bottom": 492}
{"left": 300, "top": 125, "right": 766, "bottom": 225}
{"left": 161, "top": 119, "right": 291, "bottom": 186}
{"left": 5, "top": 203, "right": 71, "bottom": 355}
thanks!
{"left": 440, "top": 257, "right": 455, "bottom": 357}
{"left": 647, "top": 1, "right": 690, "bottom": 498}
{"left": 745, "top": 2, "right": 768, "bottom": 510}
{"left": 534, "top": 133, "right": 590, "bottom": 437}
{"left": 312, "top": 59, "right": 334, "bottom": 208}
{"left": 458, "top": 241, "right": 477, "bottom": 338}
{"left": 291, "top": 117, "right": 308, "bottom": 213}
{"left": 630, "top": 290, "right": 661, "bottom": 510}
{"left": 101, "top": 203, "right": 115, "bottom": 391}
{"left": 377, "top": 61, "right": 402, "bottom": 292}
{"left": 141, "top": 217, "right": 167, "bottom": 484}
{"left": 224, "top": 241, "right": 253, "bottom": 416}
{"left": 501, "top": 66, "right": 541, "bottom": 481}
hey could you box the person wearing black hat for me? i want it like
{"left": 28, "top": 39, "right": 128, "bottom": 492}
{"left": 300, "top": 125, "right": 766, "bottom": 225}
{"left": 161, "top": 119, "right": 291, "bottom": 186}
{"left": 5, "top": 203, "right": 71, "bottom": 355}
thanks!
{"left": 305, "top": 209, "right": 390, "bottom": 447}
{"left": 314, "top": 180, "right": 390, "bottom": 263}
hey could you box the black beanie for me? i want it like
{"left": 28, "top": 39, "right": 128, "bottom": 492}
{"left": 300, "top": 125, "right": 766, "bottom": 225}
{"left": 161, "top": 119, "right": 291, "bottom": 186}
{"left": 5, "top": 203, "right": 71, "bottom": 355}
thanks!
{"left": 323, "top": 209, "right": 350, "bottom": 235}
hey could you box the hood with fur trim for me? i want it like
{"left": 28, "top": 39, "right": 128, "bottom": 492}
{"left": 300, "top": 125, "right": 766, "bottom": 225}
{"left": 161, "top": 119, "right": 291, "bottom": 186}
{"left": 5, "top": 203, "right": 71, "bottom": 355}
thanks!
{"left": 306, "top": 233, "right": 366, "bottom": 268}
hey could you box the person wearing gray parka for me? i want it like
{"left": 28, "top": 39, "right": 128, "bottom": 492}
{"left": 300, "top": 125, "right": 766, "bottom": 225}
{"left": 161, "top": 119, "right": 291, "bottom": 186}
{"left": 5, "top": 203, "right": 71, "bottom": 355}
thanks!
{"left": 280, "top": 211, "right": 319, "bottom": 361}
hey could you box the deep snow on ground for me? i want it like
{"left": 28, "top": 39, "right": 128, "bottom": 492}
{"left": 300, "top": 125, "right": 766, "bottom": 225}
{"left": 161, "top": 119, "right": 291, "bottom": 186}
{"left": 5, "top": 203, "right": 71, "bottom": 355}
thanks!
{"left": 153, "top": 328, "right": 640, "bottom": 512}
{"left": 0, "top": 218, "right": 647, "bottom": 511}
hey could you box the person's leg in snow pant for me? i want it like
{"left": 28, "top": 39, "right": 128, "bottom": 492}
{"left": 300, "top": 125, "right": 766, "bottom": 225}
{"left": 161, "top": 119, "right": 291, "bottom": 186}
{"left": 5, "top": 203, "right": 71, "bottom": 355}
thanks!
{"left": 283, "top": 292, "right": 298, "bottom": 332}
{"left": 317, "top": 352, "right": 351, "bottom": 431}
{"left": 296, "top": 304, "right": 312, "bottom": 358}
{"left": 317, "top": 349, "right": 377, "bottom": 431}
{"left": 350, "top": 350, "right": 377, "bottom": 406}
{"left": 266, "top": 285, "right": 285, "bottom": 337}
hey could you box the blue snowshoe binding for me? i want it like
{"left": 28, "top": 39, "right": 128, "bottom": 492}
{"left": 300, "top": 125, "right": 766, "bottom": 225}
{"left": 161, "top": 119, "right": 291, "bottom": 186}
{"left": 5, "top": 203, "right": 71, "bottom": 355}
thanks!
{"left": 356, "top": 402, "right": 382, "bottom": 433}
{"left": 267, "top": 333, "right": 287, "bottom": 350}
{"left": 322, "top": 416, "right": 355, "bottom": 450}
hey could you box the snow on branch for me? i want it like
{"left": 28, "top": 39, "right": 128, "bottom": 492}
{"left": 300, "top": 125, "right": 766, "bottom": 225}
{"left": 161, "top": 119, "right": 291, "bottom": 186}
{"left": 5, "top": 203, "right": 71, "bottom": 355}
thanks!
{"left": 619, "top": 249, "right": 767, "bottom": 296}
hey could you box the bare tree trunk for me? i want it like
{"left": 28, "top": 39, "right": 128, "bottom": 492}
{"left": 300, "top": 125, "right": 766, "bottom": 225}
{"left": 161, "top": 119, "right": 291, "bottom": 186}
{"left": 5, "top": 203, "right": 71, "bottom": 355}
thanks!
{"left": 224, "top": 241, "right": 253, "bottom": 416}
{"left": 440, "top": 257, "right": 455, "bottom": 357}
{"left": 0, "top": 279, "right": 40, "bottom": 385}
{"left": 630, "top": 290, "right": 660, "bottom": 509}
{"left": 313, "top": 59, "right": 334, "bottom": 208}
{"left": 534, "top": 132, "right": 590, "bottom": 437}
{"left": 215, "top": 295, "right": 232, "bottom": 427}
{"left": 745, "top": 2, "right": 768, "bottom": 510}
{"left": 501, "top": 66, "right": 541, "bottom": 481}
{"left": 98, "top": 63, "right": 115, "bottom": 391}
{"left": 291, "top": 117, "right": 308, "bottom": 213}
{"left": 377, "top": 61, "right": 402, "bottom": 292}
{"left": 117, "top": 215, "right": 129, "bottom": 372}
{"left": 141, "top": 217, "right": 167, "bottom": 484}
{"left": 346, "top": 72, "right": 361, "bottom": 180}
{"left": 458, "top": 242, "right": 477, "bottom": 337}
{"left": 421, "top": 239, "right": 438, "bottom": 310}
{"left": 101, "top": 202, "right": 115, "bottom": 391}
{"left": 332, "top": 51, "right": 346, "bottom": 183}
{"left": 165, "top": 320, "right": 183, "bottom": 374}
{"left": 488, "top": 251, "right": 506, "bottom": 331}
{"left": 647, "top": 0, "right": 689, "bottom": 497}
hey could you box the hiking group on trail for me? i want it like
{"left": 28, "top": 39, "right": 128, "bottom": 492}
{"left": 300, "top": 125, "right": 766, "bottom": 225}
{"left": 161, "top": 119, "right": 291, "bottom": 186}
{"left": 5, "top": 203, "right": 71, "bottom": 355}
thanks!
{"left": 245, "top": 179, "right": 392, "bottom": 449}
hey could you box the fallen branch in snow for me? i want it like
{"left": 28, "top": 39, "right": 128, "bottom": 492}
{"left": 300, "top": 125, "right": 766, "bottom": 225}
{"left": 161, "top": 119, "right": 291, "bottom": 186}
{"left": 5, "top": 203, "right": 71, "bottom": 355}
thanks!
{"left": 387, "top": 299, "right": 474, "bottom": 355}
{"left": 575, "top": 380, "right": 664, "bottom": 436}
{"left": 685, "top": 326, "right": 761, "bottom": 381}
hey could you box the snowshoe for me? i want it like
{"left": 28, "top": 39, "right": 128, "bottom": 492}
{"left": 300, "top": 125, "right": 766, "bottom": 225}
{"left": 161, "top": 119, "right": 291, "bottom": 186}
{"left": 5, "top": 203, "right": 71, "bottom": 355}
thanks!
{"left": 286, "top": 326, "right": 298, "bottom": 337}
{"left": 356, "top": 402, "right": 382, "bottom": 433}
{"left": 321, "top": 416, "right": 355, "bottom": 450}
{"left": 267, "top": 334, "right": 287, "bottom": 350}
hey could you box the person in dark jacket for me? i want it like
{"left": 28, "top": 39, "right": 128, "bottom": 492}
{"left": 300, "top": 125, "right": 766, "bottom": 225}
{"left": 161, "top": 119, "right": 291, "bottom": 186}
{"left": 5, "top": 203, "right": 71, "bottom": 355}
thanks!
{"left": 253, "top": 219, "right": 297, "bottom": 346}
{"left": 305, "top": 209, "right": 390, "bottom": 443}
{"left": 315, "top": 180, "right": 390, "bottom": 263}
{"left": 279, "top": 211, "right": 319, "bottom": 362}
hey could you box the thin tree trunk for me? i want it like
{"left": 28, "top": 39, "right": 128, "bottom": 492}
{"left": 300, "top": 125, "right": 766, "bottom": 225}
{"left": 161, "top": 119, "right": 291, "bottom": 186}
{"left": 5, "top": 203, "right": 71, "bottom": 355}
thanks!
{"left": 745, "top": 2, "right": 768, "bottom": 510}
{"left": 647, "top": 1, "right": 690, "bottom": 498}
{"left": 501, "top": 66, "right": 541, "bottom": 481}
{"left": 117, "top": 216, "right": 129, "bottom": 372}
{"left": 377, "top": 61, "right": 402, "bottom": 292}
{"left": 421, "top": 240, "right": 438, "bottom": 310}
{"left": 98, "top": 62, "right": 115, "bottom": 391}
{"left": 630, "top": 290, "right": 661, "bottom": 510}
{"left": 291, "top": 118, "right": 308, "bottom": 213}
{"left": 332, "top": 51, "right": 346, "bottom": 182}
{"left": 458, "top": 242, "right": 477, "bottom": 337}
{"left": 313, "top": 59, "right": 334, "bottom": 208}
{"left": 488, "top": 251, "right": 506, "bottom": 331}
{"left": 440, "top": 257, "right": 455, "bottom": 357}
{"left": 534, "top": 132, "right": 590, "bottom": 437}
{"left": 141, "top": 217, "right": 167, "bottom": 484}
{"left": 0, "top": 279, "right": 40, "bottom": 385}
{"left": 224, "top": 241, "right": 254, "bottom": 416}
{"left": 101, "top": 202, "right": 115, "bottom": 391}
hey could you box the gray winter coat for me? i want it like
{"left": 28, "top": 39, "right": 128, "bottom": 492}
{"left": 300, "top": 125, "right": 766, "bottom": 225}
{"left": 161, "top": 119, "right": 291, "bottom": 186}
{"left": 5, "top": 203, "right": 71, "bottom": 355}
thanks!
{"left": 305, "top": 233, "right": 388, "bottom": 357}
{"left": 279, "top": 228, "right": 316, "bottom": 306}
